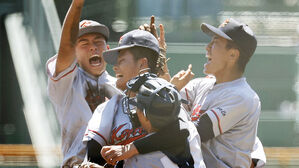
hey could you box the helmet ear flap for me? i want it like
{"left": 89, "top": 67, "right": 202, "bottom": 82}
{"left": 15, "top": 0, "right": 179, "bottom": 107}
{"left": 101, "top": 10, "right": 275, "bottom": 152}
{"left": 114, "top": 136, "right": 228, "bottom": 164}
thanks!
{"left": 141, "top": 83, "right": 181, "bottom": 130}
{"left": 157, "top": 87, "right": 176, "bottom": 103}
{"left": 139, "top": 85, "right": 152, "bottom": 97}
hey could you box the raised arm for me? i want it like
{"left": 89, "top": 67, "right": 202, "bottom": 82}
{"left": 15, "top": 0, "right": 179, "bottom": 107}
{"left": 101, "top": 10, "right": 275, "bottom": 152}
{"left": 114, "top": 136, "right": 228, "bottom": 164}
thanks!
{"left": 139, "top": 16, "right": 194, "bottom": 88}
{"left": 139, "top": 16, "right": 171, "bottom": 81}
{"left": 55, "top": 0, "right": 85, "bottom": 77}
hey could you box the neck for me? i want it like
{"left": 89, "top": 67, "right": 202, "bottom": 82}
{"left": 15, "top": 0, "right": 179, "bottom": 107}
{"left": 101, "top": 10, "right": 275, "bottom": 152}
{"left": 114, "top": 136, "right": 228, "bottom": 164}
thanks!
{"left": 93, "top": 70, "right": 105, "bottom": 78}
{"left": 79, "top": 67, "right": 105, "bottom": 80}
{"left": 214, "top": 68, "right": 243, "bottom": 84}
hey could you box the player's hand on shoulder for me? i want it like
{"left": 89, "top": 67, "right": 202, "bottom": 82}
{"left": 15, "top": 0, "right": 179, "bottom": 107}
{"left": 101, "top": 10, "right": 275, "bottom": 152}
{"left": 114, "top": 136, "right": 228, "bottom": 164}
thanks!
{"left": 171, "top": 64, "right": 195, "bottom": 91}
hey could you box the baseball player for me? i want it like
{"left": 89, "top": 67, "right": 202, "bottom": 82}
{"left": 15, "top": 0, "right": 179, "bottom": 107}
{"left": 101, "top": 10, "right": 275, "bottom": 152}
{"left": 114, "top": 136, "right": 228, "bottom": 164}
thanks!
{"left": 83, "top": 28, "right": 195, "bottom": 166}
{"left": 82, "top": 29, "right": 163, "bottom": 165}
{"left": 102, "top": 18, "right": 266, "bottom": 168}
{"left": 101, "top": 74, "right": 206, "bottom": 168}
{"left": 179, "top": 18, "right": 265, "bottom": 168}
{"left": 46, "top": 0, "right": 115, "bottom": 166}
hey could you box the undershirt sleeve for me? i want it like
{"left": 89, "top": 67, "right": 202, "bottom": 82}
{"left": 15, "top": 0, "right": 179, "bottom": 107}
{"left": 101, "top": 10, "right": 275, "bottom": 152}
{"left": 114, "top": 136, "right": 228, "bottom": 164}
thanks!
{"left": 133, "top": 121, "right": 189, "bottom": 154}
{"left": 193, "top": 113, "right": 214, "bottom": 142}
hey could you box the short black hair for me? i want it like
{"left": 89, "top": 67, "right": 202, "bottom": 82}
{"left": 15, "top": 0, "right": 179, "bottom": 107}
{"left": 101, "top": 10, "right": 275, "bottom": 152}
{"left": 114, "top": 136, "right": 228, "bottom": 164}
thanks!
{"left": 226, "top": 40, "right": 251, "bottom": 72}
{"left": 129, "top": 46, "right": 159, "bottom": 74}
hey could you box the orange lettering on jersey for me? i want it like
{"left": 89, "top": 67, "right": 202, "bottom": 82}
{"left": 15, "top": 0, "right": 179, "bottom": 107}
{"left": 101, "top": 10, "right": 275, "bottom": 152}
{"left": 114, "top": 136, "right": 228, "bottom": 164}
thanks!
{"left": 191, "top": 104, "right": 207, "bottom": 121}
{"left": 110, "top": 123, "right": 147, "bottom": 145}
{"left": 191, "top": 104, "right": 201, "bottom": 121}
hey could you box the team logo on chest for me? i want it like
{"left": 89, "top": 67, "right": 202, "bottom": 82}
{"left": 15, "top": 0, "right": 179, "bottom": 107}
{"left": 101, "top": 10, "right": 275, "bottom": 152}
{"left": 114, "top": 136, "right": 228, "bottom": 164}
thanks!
{"left": 191, "top": 104, "right": 207, "bottom": 121}
{"left": 110, "top": 123, "right": 147, "bottom": 145}
{"left": 85, "top": 81, "right": 108, "bottom": 112}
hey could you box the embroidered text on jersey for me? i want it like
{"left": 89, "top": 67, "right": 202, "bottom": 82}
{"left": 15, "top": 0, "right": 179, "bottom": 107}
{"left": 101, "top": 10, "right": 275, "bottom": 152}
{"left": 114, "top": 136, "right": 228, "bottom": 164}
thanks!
{"left": 110, "top": 123, "right": 147, "bottom": 145}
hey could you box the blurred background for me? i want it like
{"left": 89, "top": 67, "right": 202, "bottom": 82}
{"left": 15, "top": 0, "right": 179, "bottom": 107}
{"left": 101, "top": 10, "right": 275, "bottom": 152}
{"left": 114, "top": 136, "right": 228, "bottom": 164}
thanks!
{"left": 0, "top": 0, "right": 299, "bottom": 167}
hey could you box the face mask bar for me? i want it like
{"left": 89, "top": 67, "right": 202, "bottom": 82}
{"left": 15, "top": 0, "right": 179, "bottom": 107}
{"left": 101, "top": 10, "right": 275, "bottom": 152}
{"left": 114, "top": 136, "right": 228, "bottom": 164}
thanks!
{"left": 122, "top": 73, "right": 156, "bottom": 130}
{"left": 122, "top": 97, "right": 142, "bottom": 129}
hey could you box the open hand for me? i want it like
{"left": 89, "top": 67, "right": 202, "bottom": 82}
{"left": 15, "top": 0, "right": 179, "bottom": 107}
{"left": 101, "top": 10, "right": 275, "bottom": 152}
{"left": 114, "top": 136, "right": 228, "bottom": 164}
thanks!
{"left": 139, "top": 15, "right": 166, "bottom": 51}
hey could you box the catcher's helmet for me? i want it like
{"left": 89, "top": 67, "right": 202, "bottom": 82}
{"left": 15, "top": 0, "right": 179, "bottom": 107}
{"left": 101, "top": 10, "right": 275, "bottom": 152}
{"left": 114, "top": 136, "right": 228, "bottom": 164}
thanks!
{"left": 127, "top": 73, "right": 182, "bottom": 129}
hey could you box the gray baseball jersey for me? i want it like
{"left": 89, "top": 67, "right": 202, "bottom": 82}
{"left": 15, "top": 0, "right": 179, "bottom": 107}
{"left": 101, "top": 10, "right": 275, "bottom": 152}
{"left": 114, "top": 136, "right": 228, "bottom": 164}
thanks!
{"left": 46, "top": 55, "right": 116, "bottom": 166}
{"left": 84, "top": 95, "right": 206, "bottom": 168}
{"left": 181, "top": 76, "right": 262, "bottom": 168}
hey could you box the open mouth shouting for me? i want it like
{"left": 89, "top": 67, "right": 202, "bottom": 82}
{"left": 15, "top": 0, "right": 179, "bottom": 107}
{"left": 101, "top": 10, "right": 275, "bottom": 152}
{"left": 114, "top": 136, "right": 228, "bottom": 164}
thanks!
{"left": 89, "top": 55, "right": 102, "bottom": 67}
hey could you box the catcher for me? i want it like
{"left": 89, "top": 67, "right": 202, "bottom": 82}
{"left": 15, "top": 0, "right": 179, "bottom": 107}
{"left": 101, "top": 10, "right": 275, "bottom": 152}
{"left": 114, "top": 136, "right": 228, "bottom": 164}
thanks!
{"left": 101, "top": 73, "right": 206, "bottom": 167}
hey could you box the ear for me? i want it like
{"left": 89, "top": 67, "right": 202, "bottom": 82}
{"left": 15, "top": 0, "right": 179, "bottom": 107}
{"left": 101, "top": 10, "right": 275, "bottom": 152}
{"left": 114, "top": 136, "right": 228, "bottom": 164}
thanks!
{"left": 138, "top": 57, "right": 149, "bottom": 69}
{"left": 229, "top": 48, "right": 240, "bottom": 62}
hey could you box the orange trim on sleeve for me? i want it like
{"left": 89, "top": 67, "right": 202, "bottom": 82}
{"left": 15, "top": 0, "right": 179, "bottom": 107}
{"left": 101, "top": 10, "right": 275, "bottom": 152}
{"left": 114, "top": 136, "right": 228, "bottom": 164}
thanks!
{"left": 87, "top": 129, "right": 109, "bottom": 145}
{"left": 185, "top": 88, "right": 189, "bottom": 100}
{"left": 185, "top": 88, "right": 192, "bottom": 111}
{"left": 50, "top": 65, "right": 77, "bottom": 82}
{"left": 211, "top": 109, "right": 223, "bottom": 134}
{"left": 46, "top": 56, "right": 77, "bottom": 82}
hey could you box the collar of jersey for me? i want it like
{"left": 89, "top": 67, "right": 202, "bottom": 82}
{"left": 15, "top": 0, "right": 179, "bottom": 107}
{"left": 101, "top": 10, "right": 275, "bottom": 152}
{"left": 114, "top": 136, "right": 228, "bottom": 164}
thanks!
{"left": 213, "top": 77, "right": 246, "bottom": 89}
{"left": 78, "top": 66, "right": 108, "bottom": 82}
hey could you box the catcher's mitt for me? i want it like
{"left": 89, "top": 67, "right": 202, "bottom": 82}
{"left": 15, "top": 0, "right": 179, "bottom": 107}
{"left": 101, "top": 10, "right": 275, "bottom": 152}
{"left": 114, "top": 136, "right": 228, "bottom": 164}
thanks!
{"left": 156, "top": 47, "right": 169, "bottom": 77}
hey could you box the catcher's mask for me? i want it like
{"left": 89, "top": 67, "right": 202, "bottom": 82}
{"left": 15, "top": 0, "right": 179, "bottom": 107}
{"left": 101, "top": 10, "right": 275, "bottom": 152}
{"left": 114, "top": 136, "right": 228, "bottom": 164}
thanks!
{"left": 122, "top": 73, "right": 188, "bottom": 130}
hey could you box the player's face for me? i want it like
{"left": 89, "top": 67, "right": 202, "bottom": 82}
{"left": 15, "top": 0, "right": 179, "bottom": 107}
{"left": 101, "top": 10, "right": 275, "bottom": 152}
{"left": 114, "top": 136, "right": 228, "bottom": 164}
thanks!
{"left": 113, "top": 49, "right": 142, "bottom": 91}
{"left": 204, "top": 36, "right": 231, "bottom": 77}
{"left": 76, "top": 33, "right": 107, "bottom": 77}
